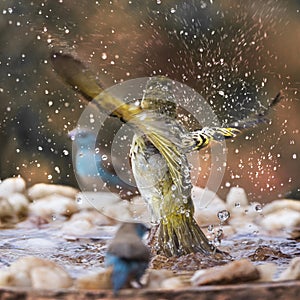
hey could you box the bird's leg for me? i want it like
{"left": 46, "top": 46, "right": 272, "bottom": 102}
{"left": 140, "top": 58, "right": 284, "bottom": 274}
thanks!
{"left": 157, "top": 209, "right": 215, "bottom": 257}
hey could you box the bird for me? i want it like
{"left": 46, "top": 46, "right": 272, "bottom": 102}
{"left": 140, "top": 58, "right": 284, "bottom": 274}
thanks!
{"left": 68, "top": 127, "right": 138, "bottom": 199}
{"left": 51, "top": 52, "right": 283, "bottom": 256}
{"left": 105, "top": 222, "right": 150, "bottom": 295}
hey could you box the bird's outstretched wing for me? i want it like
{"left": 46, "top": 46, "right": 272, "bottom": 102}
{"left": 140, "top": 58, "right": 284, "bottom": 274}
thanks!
{"left": 50, "top": 52, "right": 141, "bottom": 120}
{"left": 182, "top": 91, "right": 284, "bottom": 151}
{"left": 51, "top": 52, "right": 187, "bottom": 192}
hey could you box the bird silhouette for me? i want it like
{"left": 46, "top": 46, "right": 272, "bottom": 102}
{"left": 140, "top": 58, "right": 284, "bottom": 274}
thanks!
{"left": 69, "top": 127, "right": 138, "bottom": 199}
{"left": 105, "top": 222, "right": 150, "bottom": 295}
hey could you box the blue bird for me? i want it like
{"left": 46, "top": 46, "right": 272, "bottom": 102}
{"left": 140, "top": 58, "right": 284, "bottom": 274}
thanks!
{"left": 69, "top": 128, "right": 138, "bottom": 199}
{"left": 105, "top": 222, "right": 150, "bottom": 295}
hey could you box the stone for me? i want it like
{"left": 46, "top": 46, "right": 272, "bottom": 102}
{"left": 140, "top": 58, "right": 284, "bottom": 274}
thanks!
{"left": 0, "top": 197, "right": 15, "bottom": 223}
{"left": 75, "top": 268, "right": 113, "bottom": 290}
{"left": 259, "top": 209, "right": 300, "bottom": 231}
{"left": 7, "top": 193, "right": 29, "bottom": 216}
{"left": 191, "top": 259, "right": 260, "bottom": 286}
{"left": 0, "top": 177, "right": 26, "bottom": 198}
{"left": 192, "top": 186, "right": 227, "bottom": 226}
{"left": 226, "top": 187, "right": 248, "bottom": 208}
{"left": 145, "top": 269, "right": 174, "bottom": 289}
{"left": 29, "top": 194, "right": 78, "bottom": 218}
{"left": 27, "top": 183, "right": 78, "bottom": 201}
{"left": 256, "top": 263, "right": 277, "bottom": 282}
{"left": 0, "top": 256, "right": 72, "bottom": 289}
{"left": 262, "top": 199, "right": 300, "bottom": 214}
{"left": 277, "top": 257, "right": 300, "bottom": 281}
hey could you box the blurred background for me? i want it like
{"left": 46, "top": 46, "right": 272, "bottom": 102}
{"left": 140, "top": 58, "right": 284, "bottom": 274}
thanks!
{"left": 0, "top": 0, "right": 299, "bottom": 203}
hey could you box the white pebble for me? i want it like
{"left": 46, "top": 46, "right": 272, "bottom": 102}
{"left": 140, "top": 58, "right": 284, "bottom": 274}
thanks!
{"left": 7, "top": 193, "right": 29, "bottom": 216}
{"left": 256, "top": 263, "right": 277, "bottom": 282}
{"left": 192, "top": 186, "right": 227, "bottom": 225}
{"left": 2, "top": 256, "right": 72, "bottom": 289}
{"left": 28, "top": 183, "right": 78, "bottom": 201}
{"left": 31, "top": 266, "right": 72, "bottom": 289}
{"left": 259, "top": 209, "right": 300, "bottom": 231}
{"left": 0, "top": 177, "right": 26, "bottom": 197}
{"left": 161, "top": 276, "right": 187, "bottom": 289}
{"left": 29, "top": 194, "right": 78, "bottom": 218}
{"left": 75, "top": 268, "right": 112, "bottom": 290}
{"left": 262, "top": 199, "right": 300, "bottom": 214}
{"left": 226, "top": 187, "right": 248, "bottom": 209}
{"left": 145, "top": 269, "right": 174, "bottom": 289}
{"left": 277, "top": 257, "right": 300, "bottom": 281}
{"left": 0, "top": 197, "right": 15, "bottom": 221}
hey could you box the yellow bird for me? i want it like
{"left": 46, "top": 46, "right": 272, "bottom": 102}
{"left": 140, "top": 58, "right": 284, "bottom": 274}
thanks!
{"left": 51, "top": 52, "right": 282, "bottom": 256}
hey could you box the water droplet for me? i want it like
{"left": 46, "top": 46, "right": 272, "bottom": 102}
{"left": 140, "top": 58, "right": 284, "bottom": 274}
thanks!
{"left": 213, "top": 237, "right": 221, "bottom": 247}
{"left": 217, "top": 210, "right": 230, "bottom": 222}
{"left": 101, "top": 154, "right": 108, "bottom": 161}
{"left": 52, "top": 215, "right": 57, "bottom": 221}
{"left": 255, "top": 204, "right": 262, "bottom": 212}
{"left": 170, "top": 7, "right": 176, "bottom": 13}
{"left": 216, "top": 228, "right": 223, "bottom": 238}
{"left": 63, "top": 149, "right": 69, "bottom": 156}
{"left": 101, "top": 52, "right": 107, "bottom": 60}
{"left": 235, "top": 202, "right": 241, "bottom": 207}
{"left": 208, "top": 224, "right": 214, "bottom": 232}
{"left": 171, "top": 184, "right": 177, "bottom": 191}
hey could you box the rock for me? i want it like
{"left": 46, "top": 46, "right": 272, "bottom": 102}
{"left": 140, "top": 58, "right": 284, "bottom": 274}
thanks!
{"left": 31, "top": 266, "right": 71, "bottom": 289}
{"left": 145, "top": 269, "right": 174, "bottom": 289}
{"left": 0, "top": 177, "right": 26, "bottom": 197}
{"left": 75, "top": 192, "right": 120, "bottom": 210}
{"left": 100, "top": 200, "right": 133, "bottom": 222}
{"left": 0, "top": 193, "right": 29, "bottom": 225}
{"left": 257, "top": 199, "right": 300, "bottom": 231}
{"left": 192, "top": 186, "right": 227, "bottom": 226}
{"left": 0, "top": 197, "right": 16, "bottom": 223}
{"left": 277, "top": 257, "right": 300, "bottom": 281}
{"left": 161, "top": 276, "right": 188, "bottom": 289}
{"left": 7, "top": 193, "right": 29, "bottom": 216}
{"left": 75, "top": 268, "right": 113, "bottom": 290}
{"left": 76, "top": 192, "right": 134, "bottom": 222}
{"left": 28, "top": 183, "right": 78, "bottom": 201}
{"left": 61, "top": 209, "right": 113, "bottom": 236}
{"left": 0, "top": 256, "right": 73, "bottom": 289}
{"left": 0, "top": 269, "right": 14, "bottom": 286}
{"left": 262, "top": 199, "right": 300, "bottom": 214}
{"left": 29, "top": 194, "right": 78, "bottom": 218}
{"left": 191, "top": 259, "right": 260, "bottom": 286}
{"left": 12, "top": 238, "right": 58, "bottom": 252}
{"left": 259, "top": 209, "right": 300, "bottom": 231}
{"left": 229, "top": 217, "right": 261, "bottom": 235}
{"left": 226, "top": 187, "right": 248, "bottom": 208}
{"left": 256, "top": 263, "right": 277, "bottom": 282}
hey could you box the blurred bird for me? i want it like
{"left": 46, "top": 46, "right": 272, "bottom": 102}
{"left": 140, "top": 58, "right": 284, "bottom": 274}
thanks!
{"left": 105, "top": 222, "right": 150, "bottom": 295}
{"left": 51, "top": 52, "right": 283, "bottom": 256}
{"left": 68, "top": 127, "right": 138, "bottom": 199}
